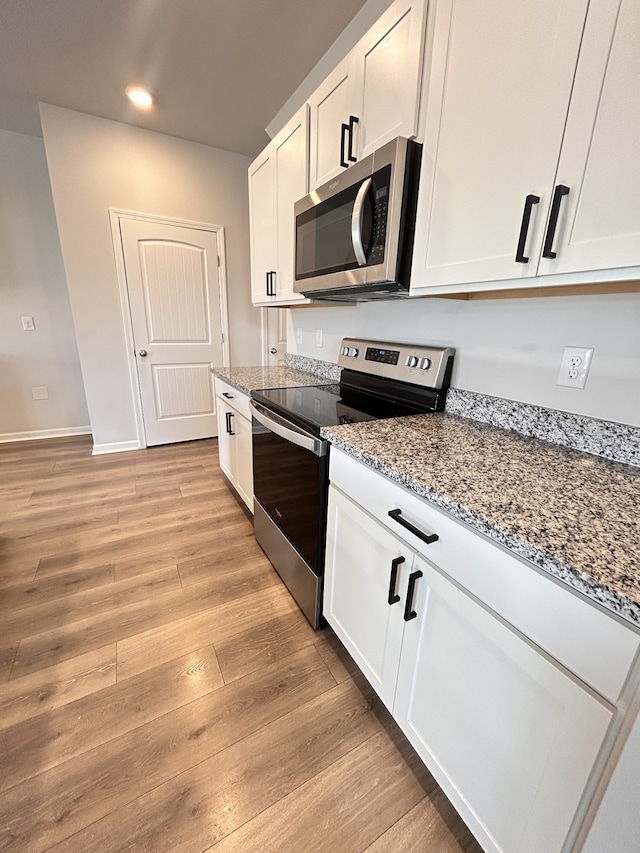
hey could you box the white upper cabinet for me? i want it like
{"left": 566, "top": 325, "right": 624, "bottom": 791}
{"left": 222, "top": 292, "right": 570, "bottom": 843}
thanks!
{"left": 410, "top": 0, "right": 640, "bottom": 294}
{"left": 248, "top": 149, "right": 276, "bottom": 304}
{"left": 249, "top": 105, "right": 310, "bottom": 306}
{"left": 308, "top": 0, "right": 427, "bottom": 189}
{"left": 308, "top": 54, "right": 360, "bottom": 190}
{"left": 537, "top": 0, "right": 640, "bottom": 276}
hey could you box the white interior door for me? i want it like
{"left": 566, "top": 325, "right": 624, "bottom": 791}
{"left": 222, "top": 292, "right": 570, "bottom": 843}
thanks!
{"left": 119, "top": 217, "right": 225, "bottom": 446}
{"left": 262, "top": 307, "right": 287, "bottom": 366}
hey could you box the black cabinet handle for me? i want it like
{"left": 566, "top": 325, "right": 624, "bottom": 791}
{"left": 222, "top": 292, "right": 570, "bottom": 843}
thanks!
{"left": 404, "top": 570, "right": 423, "bottom": 621}
{"left": 515, "top": 194, "right": 540, "bottom": 263}
{"left": 340, "top": 123, "right": 350, "bottom": 168}
{"left": 347, "top": 115, "right": 359, "bottom": 163}
{"left": 222, "top": 391, "right": 234, "bottom": 399}
{"left": 542, "top": 184, "right": 570, "bottom": 259}
{"left": 266, "top": 271, "right": 277, "bottom": 296}
{"left": 388, "top": 509, "right": 438, "bottom": 545}
{"left": 388, "top": 556, "right": 404, "bottom": 605}
{"left": 225, "top": 411, "right": 235, "bottom": 435}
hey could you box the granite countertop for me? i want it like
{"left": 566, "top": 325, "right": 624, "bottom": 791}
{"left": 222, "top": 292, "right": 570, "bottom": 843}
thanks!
{"left": 212, "top": 365, "right": 328, "bottom": 395}
{"left": 322, "top": 413, "right": 640, "bottom": 628}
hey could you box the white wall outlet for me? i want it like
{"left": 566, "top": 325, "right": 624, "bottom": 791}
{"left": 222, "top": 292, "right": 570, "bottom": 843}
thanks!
{"left": 315, "top": 328, "right": 323, "bottom": 348}
{"left": 296, "top": 327, "right": 303, "bottom": 345}
{"left": 31, "top": 386, "right": 49, "bottom": 400}
{"left": 557, "top": 346, "right": 594, "bottom": 389}
{"left": 22, "top": 316, "right": 35, "bottom": 331}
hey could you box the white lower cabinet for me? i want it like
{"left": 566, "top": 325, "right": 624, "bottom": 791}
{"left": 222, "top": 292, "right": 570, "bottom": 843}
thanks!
{"left": 214, "top": 378, "right": 253, "bottom": 512}
{"left": 323, "top": 448, "right": 639, "bottom": 853}
{"left": 323, "top": 486, "right": 409, "bottom": 709}
{"left": 395, "top": 561, "right": 612, "bottom": 853}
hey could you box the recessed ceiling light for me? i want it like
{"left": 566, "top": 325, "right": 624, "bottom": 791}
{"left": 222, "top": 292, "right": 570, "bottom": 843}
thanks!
{"left": 126, "top": 86, "right": 155, "bottom": 108}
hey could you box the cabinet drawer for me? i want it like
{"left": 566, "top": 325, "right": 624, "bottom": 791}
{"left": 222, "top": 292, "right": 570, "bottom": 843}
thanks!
{"left": 329, "top": 447, "right": 639, "bottom": 703}
{"left": 214, "top": 377, "right": 251, "bottom": 420}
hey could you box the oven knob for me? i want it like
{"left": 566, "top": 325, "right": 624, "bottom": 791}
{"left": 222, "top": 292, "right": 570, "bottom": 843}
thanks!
{"left": 341, "top": 346, "right": 350, "bottom": 356}
{"left": 348, "top": 347, "right": 359, "bottom": 357}
{"left": 406, "top": 355, "right": 419, "bottom": 368}
{"left": 420, "top": 357, "right": 432, "bottom": 370}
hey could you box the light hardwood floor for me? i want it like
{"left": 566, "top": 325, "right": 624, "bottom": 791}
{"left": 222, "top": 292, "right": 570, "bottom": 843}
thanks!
{"left": 0, "top": 435, "right": 482, "bottom": 852}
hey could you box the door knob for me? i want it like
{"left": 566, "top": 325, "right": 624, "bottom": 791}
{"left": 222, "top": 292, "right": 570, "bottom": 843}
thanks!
{"left": 138, "top": 349, "right": 148, "bottom": 357}
{"left": 270, "top": 347, "right": 277, "bottom": 354}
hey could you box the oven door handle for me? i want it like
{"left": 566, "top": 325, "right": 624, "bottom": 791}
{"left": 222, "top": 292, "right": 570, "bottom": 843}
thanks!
{"left": 351, "top": 177, "right": 372, "bottom": 266}
{"left": 250, "top": 400, "right": 327, "bottom": 457}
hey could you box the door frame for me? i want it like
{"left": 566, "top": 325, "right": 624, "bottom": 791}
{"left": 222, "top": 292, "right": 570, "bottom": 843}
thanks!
{"left": 109, "top": 209, "right": 230, "bottom": 449}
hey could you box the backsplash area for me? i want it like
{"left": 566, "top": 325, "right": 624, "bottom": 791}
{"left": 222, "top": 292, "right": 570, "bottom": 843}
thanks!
{"left": 285, "top": 289, "right": 640, "bottom": 429}
{"left": 446, "top": 389, "right": 640, "bottom": 467}
{"left": 285, "top": 352, "right": 639, "bottom": 467}
{"left": 285, "top": 353, "right": 341, "bottom": 381}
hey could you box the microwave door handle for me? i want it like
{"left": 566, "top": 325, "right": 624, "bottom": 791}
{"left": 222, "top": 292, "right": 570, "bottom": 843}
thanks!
{"left": 250, "top": 400, "right": 327, "bottom": 457}
{"left": 351, "top": 177, "right": 372, "bottom": 266}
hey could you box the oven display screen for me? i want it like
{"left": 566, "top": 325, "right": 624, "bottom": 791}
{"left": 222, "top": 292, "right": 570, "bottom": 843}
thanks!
{"left": 365, "top": 347, "right": 399, "bottom": 365}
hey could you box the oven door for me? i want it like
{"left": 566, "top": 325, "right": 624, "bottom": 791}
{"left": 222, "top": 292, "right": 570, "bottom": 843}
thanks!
{"left": 250, "top": 401, "right": 328, "bottom": 575}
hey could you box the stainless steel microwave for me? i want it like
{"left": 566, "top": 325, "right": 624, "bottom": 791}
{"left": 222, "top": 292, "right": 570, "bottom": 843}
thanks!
{"left": 293, "top": 137, "right": 422, "bottom": 302}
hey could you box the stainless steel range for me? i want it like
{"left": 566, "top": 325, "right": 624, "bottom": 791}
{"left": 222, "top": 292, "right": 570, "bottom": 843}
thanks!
{"left": 250, "top": 339, "right": 455, "bottom": 628}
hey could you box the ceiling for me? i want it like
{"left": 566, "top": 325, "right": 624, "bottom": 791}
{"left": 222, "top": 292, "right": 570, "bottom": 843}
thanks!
{"left": 0, "top": 0, "right": 369, "bottom": 157}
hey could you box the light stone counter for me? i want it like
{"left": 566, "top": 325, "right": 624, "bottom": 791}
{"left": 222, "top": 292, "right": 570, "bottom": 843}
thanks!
{"left": 211, "top": 365, "right": 328, "bottom": 396}
{"left": 322, "top": 413, "right": 640, "bottom": 627}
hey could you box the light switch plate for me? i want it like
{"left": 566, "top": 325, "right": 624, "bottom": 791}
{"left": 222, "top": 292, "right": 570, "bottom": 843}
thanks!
{"left": 22, "top": 316, "right": 35, "bottom": 331}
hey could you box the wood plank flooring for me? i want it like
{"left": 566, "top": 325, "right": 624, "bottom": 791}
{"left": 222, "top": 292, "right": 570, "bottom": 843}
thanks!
{"left": 0, "top": 435, "right": 482, "bottom": 852}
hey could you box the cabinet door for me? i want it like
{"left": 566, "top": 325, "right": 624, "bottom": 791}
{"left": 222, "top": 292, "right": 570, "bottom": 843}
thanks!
{"left": 273, "top": 105, "right": 310, "bottom": 304}
{"left": 537, "top": 0, "right": 640, "bottom": 276}
{"left": 411, "top": 0, "right": 590, "bottom": 291}
{"left": 395, "top": 558, "right": 613, "bottom": 853}
{"left": 308, "top": 54, "right": 360, "bottom": 189}
{"left": 233, "top": 408, "right": 254, "bottom": 512}
{"left": 356, "top": 0, "right": 426, "bottom": 159}
{"left": 324, "top": 486, "right": 410, "bottom": 710}
{"left": 216, "top": 397, "right": 234, "bottom": 482}
{"left": 248, "top": 150, "right": 276, "bottom": 303}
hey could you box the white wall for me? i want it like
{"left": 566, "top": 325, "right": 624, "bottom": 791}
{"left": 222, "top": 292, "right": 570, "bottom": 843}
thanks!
{"left": 39, "top": 104, "right": 261, "bottom": 450}
{"left": 287, "top": 291, "right": 640, "bottom": 427}
{"left": 0, "top": 129, "right": 89, "bottom": 440}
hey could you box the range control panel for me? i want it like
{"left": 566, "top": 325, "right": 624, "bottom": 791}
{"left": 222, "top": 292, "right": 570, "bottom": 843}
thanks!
{"left": 338, "top": 338, "right": 455, "bottom": 390}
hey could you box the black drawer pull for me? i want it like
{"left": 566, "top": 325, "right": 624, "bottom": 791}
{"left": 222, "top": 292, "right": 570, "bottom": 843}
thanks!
{"left": 515, "top": 194, "right": 540, "bottom": 263}
{"left": 404, "top": 570, "right": 423, "bottom": 622}
{"left": 340, "top": 123, "right": 350, "bottom": 168}
{"left": 388, "top": 556, "right": 404, "bottom": 605}
{"left": 225, "top": 411, "right": 235, "bottom": 435}
{"left": 222, "top": 391, "right": 234, "bottom": 399}
{"left": 347, "top": 115, "right": 359, "bottom": 163}
{"left": 542, "top": 184, "right": 570, "bottom": 259}
{"left": 388, "top": 509, "right": 438, "bottom": 545}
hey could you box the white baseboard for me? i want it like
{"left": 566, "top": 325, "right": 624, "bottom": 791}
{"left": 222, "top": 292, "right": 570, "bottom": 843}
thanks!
{"left": 91, "top": 440, "right": 140, "bottom": 455}
{"left": 0, "top": 426, "right": 92, "bottom": 444}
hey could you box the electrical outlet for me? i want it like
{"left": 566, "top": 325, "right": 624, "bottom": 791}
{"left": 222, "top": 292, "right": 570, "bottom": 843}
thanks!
{"left": 315, "top": 329, "right": 323, "bottom": 348}
{"left": 557, "top": 347, "right": 594, "bottom": 389}
{"left": 296, "top": 327, "right": 303, "bottom": 345}
{"left": 22, "top": 316, "right": 35, "bottom": 331}
{"left": 31, "top": 386, "right": 49, "bottom": 400}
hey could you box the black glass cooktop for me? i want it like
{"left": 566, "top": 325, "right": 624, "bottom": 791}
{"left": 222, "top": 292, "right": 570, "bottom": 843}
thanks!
{"left": 251, "top": 378, "right": 440, "bottom": 436}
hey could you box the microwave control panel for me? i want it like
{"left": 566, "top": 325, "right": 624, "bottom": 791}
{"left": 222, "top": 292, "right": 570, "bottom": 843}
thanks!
{"left": 368, "top": 166, "right": 391, "bottom": 264}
